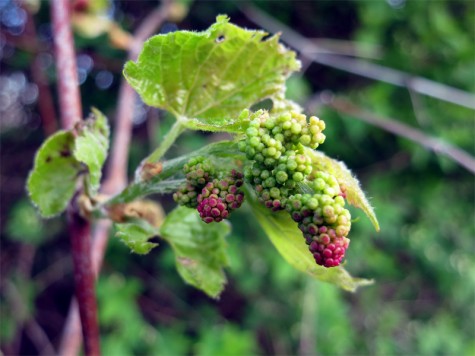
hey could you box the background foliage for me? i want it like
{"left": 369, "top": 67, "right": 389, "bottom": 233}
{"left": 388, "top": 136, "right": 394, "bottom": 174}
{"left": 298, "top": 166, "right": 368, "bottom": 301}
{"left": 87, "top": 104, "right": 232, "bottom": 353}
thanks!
{"left": 1, "top": 0, "right": 474, "bottom": 354}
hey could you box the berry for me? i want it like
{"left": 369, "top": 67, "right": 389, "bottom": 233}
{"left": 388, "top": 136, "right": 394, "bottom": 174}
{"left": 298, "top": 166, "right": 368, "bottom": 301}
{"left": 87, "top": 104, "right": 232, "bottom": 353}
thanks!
{"left": 197, "top": 170, "right": 245, "bottom": 223}
{"left": 286, "top": 172, "right": 352, "bottom": 267}
{"left": 173, "top": 182, "right": 199, "bottom": 208}
{"left": 173, "top": 156, "right": 215, "bottom": 208}
{"left": 183, "top": 156, "right": 215, "bottom": 187}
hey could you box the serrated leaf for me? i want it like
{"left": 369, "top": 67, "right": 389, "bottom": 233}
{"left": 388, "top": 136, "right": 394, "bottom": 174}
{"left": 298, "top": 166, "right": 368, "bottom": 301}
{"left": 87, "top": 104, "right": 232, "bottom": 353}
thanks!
{"left": 27, "top": 131, "right": 83, "bottom": 217}
{"left": 73, "top": 108, "right": 110, "bottom": 195}
{"left": 246, "top": 185, "right": 373, "bottom": 291}
{"left": 106, "top": 141, "right": 244, "bottom": 205}
{"left": 124, "top": 15, "right": 300, "bottom": 131}
{"left": 115, "top": 220, "right": 159, "bottom": 254}
{"left": 160, "top": 206, "right": 230, "bottom": 298}
{"left": 306, "top": 149, "right": 380, "bottom": 232}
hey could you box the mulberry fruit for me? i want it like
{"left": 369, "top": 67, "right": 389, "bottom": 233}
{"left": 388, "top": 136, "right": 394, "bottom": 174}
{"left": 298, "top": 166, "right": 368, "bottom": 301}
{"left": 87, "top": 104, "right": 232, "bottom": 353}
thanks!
{"left": 197, "top": 170, "right": 245, "bottom": 223}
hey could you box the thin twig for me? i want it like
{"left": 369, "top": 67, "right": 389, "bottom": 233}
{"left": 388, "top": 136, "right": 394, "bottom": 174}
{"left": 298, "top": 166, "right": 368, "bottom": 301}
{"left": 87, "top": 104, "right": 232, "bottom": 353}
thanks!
{"left": 58, "top": 2, "right": 172, "bottom": 355}
{"left": 103, "top": 1, "right": 172, "bottom": 192}
{"left": 51, "top": 0, "right": 100, "bottom": 355}
{"left": 241, "top": 4, "right": 475, "bottom": 110}
{"left": 324, "top": 96, "right": 475, "bottom": 174}
{"left": 25, "top": 318, "right": 57, "bottom": 356}
{"left": 51, "top": 0, "right": 82, "bottom": 129}
{"left": 3, "top": 280, "right": 56, "bottom": 356}
{"left": 23, "top": 5, "right": 58, "bottom": 135}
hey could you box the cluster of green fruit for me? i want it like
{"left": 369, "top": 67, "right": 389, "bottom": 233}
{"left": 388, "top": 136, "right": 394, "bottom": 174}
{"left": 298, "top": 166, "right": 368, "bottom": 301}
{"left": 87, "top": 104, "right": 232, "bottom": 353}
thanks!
{"left": 173, "top": 157, "right": 244, "bottom": 223}
{"left": 240, "top": 110, "right": 351, "bottom": 268}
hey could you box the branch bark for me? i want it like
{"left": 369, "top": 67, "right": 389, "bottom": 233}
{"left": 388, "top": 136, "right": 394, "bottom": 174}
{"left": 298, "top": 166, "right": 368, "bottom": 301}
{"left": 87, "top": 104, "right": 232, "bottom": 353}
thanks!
{"left": 51, "top": 0, "right": 82, "bottom": 129}
{"left": 51, "top": 0, "right": 99, "bottom": 355}
{"left": 58, "top": 2, "right": 172, "bottom": 355}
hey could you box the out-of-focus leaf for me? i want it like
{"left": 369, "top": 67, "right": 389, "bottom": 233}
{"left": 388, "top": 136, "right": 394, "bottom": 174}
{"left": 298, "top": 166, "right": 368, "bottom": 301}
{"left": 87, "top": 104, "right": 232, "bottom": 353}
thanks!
{"left": 115, "top": 220, "right": 159, "bottom": 254}
{"left": 196, "top": 324, "right": 258, "bottom": 356}
{"left": 27, "top": 131, "right": 83, "bottom": 217}
{"left": 160, "top": 206, "right": 230, "bottom": 298}
{"left": 6, "top": 200, "right": 47, "bottom": 245}
{"left": 73, "top": 108, "right": 110, "bottom": 195}
{"left": 124, "top": 15, "right": 300, "bottom": 132}
{"left": 246, "top": 185, "right": 373, "bottom": 291}
{"left": 306, "top": 148, "right": 380, "bottom": 231}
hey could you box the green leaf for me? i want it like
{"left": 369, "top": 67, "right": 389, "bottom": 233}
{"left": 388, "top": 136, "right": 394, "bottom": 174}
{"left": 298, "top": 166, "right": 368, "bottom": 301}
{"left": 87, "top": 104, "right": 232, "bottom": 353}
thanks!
{"left": 106, "top": 141, "right": 244, "bottom": 205}
{"left": 124, "top": 15, "right": 300, "bottom": 131}
{"left": 183, "top": 117, "right": 249, "bottom": 133}
{"left": 115, "top": 220, "right": 159, "bottom": 254}
{"left": 160, "top": 206, "right": 230, "bottom": 298}
{"left": 306, "top": 148, "right": 380, "bottom": 232}
{"left": 246, "top": 185, "right": 373, "bottom": 291}
{"left": 73, "top": 108, "right": 110, "bottom": 195}
{"left": 27, "top": 131, "right": 83, "bottom": 217}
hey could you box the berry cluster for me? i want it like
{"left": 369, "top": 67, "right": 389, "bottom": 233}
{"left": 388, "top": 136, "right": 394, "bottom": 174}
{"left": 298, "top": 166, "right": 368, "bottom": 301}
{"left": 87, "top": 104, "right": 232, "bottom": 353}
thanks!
{"left": 173, "top": 156, "right": 215, "bottom": 208}
{"left": 287, "top": 172, "right": 351, "bottom": 267}
{"left": 173, "top": 157, "right": 244, "bottom": 223}
{"left": 239, "top": 110, "right": 325, "bottom": 211}
{"left": 240, "top": 110, "right": 352, "bottom": 268}
{"left": 197, "top": 170, "right": 245, "bottom": 223}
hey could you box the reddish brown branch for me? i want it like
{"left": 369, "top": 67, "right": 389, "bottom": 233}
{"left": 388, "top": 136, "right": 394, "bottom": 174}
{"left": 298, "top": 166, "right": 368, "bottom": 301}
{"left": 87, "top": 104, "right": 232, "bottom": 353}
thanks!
{"left": 51, "top": 0, "right": 82, "bottom": 129}
{"left": 51, "top": 0, "right": 99, "bottom": 355}
{"left": 58, "top": 2, "right": 172, "bottom": 355}
{"left": 23, "top": 6, "right": 58, "bottom": 135}
{"left": 67, "top": 203, "right": 100, "bottom": 356}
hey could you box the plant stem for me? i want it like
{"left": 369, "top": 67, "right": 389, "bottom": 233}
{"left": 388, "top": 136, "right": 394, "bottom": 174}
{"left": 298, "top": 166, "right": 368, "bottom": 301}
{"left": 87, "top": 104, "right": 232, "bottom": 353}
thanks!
{"left": 58, "top": 2, "right": 173, "bottom": 355}
{"left": 51, "top": 0, "right": 100, "bottom": 354}
{"left": 51, "top": 0, "right": 82, "bottom": 129}
{"left": 68, "top": 201, "right": 100, "bottom": 356}
{"left": 146, "top": 120, "right": 186, "bottom": 163}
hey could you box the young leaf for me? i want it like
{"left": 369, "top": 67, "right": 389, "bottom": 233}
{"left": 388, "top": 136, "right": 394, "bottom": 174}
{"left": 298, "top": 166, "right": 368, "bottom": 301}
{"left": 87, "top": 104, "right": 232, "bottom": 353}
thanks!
{"left": 160, "top": 206, "right": 230, "bottom": 298}
{"left": 27, "top": 131, "right": 83, "bottom": 217}
{"left": 115, "top": 220, "right": 159, "bottom": 254}
{"left": 73, "top": 108, "right": 110, "bottom": 195}
{"left": 246, "top": 185, "right": 373, "bottom": 291}
{"left": 306, "top": 148, "right": 380, "bottom": 232}
{"left": 124, "top": 15, "right": 300, "bottom": 131}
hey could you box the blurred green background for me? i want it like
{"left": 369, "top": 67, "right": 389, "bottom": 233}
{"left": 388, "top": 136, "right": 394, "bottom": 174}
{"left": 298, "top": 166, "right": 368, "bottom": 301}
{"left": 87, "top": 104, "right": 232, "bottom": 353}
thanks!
{"left": 1, "top": 0, "right": 474, "bottom": 355}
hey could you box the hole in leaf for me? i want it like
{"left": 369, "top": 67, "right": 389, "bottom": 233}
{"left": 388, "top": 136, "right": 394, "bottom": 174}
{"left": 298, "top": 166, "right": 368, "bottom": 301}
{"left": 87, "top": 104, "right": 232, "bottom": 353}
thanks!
{"left": 250, "top": 98, "right": 273, "bottom": 112}
{"left": 215, "top": 35, "right": 225, "bottom": 43}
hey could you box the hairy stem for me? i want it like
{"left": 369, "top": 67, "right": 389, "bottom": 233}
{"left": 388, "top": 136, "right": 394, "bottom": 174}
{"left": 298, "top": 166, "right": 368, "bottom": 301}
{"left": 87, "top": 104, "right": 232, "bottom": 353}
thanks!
{"left": 146, "top": 120, "right": 186, "bottom": 163}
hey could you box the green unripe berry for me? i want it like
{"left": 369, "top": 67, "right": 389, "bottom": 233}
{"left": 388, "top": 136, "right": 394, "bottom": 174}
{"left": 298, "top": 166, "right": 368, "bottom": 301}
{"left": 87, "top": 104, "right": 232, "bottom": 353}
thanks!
{"left": 293, "top": 172, "right": 304, "bottom": 182}
{"left": 276, "top": 171, "right": 288, "bottom": 183}
{"left": 246, "top": 126, "right": 258, "bottom": 137}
